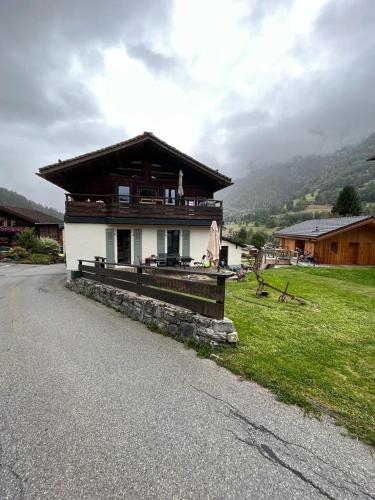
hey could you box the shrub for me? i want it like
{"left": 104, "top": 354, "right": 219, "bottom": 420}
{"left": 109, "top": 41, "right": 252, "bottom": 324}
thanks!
{"left": 14, "top": 229, "right": 37, "bottom": 251}
{"left": 23, "top": 253, "right": 54, "bottom": 265}
{"left": 9, "top": 246, "right": 29, "bottom": 260}
{"left": 36, "top": 237, "right": 60, "bottom": 255}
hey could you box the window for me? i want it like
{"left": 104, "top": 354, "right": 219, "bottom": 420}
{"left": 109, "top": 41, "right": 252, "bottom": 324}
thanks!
{"left": 165, "top": 188, "right": 176, "bottom": 205}
{"left": 330, "top": 241, "right": 338, "bottom": 254}
{"left": 118, "top": 185, "right": 130, "bottom": 204}
{"left": 167, "top": 230, "right": 180, "bottom": 255}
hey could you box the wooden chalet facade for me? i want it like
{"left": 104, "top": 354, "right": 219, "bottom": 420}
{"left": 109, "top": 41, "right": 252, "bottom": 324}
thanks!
{"left": 0, "top": 206, "right": 63, "bottom": 246}
{"left": 38, "top": 132, "right": 233, "bottom": 272}
{"left": 275, "top": 216, "right": 375, "bottom": 265}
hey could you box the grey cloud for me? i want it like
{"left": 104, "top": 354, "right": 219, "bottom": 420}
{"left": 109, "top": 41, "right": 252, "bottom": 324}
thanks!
{"left": 0, "top": 0, "right": 173, "bottom": 126}
{"left": 197, "top": 0, "right": 375, "bottom": 176}
{"left": 219, "top": 110, "right": 271, "bottom": 130}
{"left": 127, "top": 44, "right": 182, "bottom": 76}
{"left": 243, "top": 0, "right": 296, "bottom": 28}
{"left": 0, "top": 0, "right": 173, "bottom": 206}
{"left": 314, "top": 0, "right": 375, "bottom": 51}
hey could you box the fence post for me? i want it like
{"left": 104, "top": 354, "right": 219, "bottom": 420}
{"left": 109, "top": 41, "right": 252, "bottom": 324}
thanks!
{"left": 216, "top": 275, "right": 226, "bottom": 320}
{"left": 94, "top": 256, "right": 100, "bottom": 270}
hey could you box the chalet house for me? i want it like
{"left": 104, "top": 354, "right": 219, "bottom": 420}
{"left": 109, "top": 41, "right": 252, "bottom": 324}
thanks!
{"left": 275, "top": 216, "right": 375, "bottom": 265}
{"left": 37, "top": 132, "right": 233, "bottom": 274}
{"left": 0, "top": 206, "right": 63, "bottom": 247}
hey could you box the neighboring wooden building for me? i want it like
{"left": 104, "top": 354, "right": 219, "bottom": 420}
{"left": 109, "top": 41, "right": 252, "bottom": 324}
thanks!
{"left": 37, "top": 132, "right": 233, "bottom": 272}
{"left": 0, "top": 206, "right": 63, "bottom": 246}
{"left": 275, "top": 216, "right": 375, "bottom": 265}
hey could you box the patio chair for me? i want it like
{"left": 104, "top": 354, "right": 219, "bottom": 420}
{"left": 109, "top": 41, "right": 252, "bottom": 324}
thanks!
{"left": 156, "top": 252, "right": 167, "bottom": 266}
{"left": 166, "top": 254, "right": 180, "bottom": 267}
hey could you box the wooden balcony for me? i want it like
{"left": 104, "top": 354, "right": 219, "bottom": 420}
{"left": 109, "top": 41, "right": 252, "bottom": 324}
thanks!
{"left": 65, "top": 194, "right": 223, "bottom": 221}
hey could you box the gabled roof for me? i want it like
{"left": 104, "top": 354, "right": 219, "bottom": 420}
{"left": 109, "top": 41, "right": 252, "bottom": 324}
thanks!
{"left": 274, "top": 215, "right": 374, "bottom": 240}
{"left": 0, "top": 206, "right": 62, "bottom": 224}
{"left": 38, "top": 131, "right": 232, "bottom": 188}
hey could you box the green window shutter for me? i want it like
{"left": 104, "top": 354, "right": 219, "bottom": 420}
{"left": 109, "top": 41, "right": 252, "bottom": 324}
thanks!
{"left": 182, "top": 229, "right": 190, "bottom": 256}
{"left": 133, "top": 228, "right": 142, "bottom": 265}
{"left": 157, "top": 229, "right": 165, "bottom": 256}
{"left": 106, "top": 228, "right": 115, "bottom": 263}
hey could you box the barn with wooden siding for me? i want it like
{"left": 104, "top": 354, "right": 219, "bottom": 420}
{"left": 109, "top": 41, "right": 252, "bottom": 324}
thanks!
{"left": 275, "top": 216, "right": 375, "bottom": 265}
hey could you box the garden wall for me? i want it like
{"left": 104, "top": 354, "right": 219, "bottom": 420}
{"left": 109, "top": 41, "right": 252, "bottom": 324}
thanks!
{"left": 67, "top": 277, "right": 238, "bottom": 345}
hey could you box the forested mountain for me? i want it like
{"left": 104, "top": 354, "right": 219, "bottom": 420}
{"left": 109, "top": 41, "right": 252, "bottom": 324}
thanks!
{"left": 222, "top": 133, "right": 375, "bottom": 215}
{"left": 0, "top": 186, "right": 63, "bottom": 219}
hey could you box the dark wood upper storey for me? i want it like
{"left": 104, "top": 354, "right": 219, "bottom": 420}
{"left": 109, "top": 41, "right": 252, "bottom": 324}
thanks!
{"left": 38, "top": 132, "right": 232, "bottom": 224}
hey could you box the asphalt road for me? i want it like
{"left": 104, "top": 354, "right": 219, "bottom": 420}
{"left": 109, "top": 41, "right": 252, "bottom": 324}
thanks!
{"left": 0, "top": 262, "right": 374, "bottom": 499}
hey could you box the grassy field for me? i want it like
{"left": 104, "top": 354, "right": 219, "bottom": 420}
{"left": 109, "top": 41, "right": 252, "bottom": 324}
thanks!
{"left": 222, "top": 266, "right": 375, "bottom": 444}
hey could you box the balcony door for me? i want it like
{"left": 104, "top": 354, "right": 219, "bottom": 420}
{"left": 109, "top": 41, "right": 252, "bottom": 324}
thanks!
{"left": 165, "top": 188, "right": 176, "bottom": 205}
{"left": 167, "top": 230, "right": 180, "bottom": 256}
{"left": 117, "top": 229, "right": 131, "bottom": 264}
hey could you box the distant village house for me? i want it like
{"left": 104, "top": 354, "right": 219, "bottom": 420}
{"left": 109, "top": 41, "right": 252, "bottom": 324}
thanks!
{"left": 0, "top": 206, "right": 63, "bottom": 247}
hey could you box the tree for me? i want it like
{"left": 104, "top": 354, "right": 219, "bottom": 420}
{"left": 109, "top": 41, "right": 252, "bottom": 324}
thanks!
{"left": 235, "top": 226, "right": 249, "bottom": 244}
{"left": 332, "top": 186, "right": 361, "bottom": 216}
{"left": 251, "top": 231, "right": 267, "bottom": 250}
{"left": 285, "top": 199, "right": 294, "bottom": 211}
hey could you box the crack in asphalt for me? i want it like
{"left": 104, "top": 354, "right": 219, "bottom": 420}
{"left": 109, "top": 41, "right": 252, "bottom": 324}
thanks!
{"left": 0, "top": 463, "right": 26, "bottom": 500}
{"left": 0, "top": 390, "right": 27, "bottom": 499}
{"left": 230, "top": 430, "right": 336, "bottom": 500}
{"left": 189, "top": 383, "right": 375, "bottom": 500}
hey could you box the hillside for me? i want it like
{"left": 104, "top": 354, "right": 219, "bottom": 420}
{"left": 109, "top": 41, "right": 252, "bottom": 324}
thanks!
{"left": 0, "top": 186, "right": 63, "bottom": 219}
{"left": 222, "top": 133, "right": 375, "bottom": 216}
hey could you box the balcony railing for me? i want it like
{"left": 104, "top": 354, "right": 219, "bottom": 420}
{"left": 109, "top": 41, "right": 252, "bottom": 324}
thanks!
{"left": 65, "top": 194, "right": 223, "bottom": 220}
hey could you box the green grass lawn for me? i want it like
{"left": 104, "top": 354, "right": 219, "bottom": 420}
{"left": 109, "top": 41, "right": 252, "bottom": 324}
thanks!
{"left": 222, "top": 266, "right": 375, "bottom": 444}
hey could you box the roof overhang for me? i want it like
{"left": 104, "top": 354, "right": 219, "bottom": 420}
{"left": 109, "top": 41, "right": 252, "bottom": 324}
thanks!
{"left": 38, "top": 132, "right": 233, "bottom": 191}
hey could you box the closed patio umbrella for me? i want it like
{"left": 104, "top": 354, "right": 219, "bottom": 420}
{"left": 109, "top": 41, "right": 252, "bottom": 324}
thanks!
{"left": 207, "top": 220, "right": 220, "bottom": 268}
{"left": 177, "top": 169, "right": 184, "bottom": 197}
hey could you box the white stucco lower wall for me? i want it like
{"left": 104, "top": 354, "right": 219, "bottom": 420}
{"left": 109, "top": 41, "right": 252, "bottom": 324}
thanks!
{"left": 64, "top": 223, "right": 108, "bottom": 270}
{"left": 64, "top": 223, "right": 213, "bottom": 270}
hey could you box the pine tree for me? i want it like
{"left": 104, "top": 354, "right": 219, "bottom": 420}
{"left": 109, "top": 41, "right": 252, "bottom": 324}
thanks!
{"left": 332, "top": 186, "right": 361, "bottom": 216}
{"left": 235, "top": 226, "right": 248, "bottom": 244}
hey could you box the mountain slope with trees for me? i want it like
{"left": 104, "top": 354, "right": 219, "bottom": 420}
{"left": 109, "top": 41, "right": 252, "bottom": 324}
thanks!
{"left": 222, "top": 132, "right": 375, "bottom": 215}
{"left": 0, "top": 186, "right": 63, "bottom": 219}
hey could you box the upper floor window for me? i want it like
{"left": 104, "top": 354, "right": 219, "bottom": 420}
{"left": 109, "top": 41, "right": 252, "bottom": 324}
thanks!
{"left": 118, "top": 185, "right": 130, "bottom": 204}
{"left": 165, "top": 188, "right": 176, "bottom": 205}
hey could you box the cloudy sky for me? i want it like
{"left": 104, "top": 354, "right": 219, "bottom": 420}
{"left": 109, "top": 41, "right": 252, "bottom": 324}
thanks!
{"left": 0, "top": 0, "right": 374, "bottom": 210}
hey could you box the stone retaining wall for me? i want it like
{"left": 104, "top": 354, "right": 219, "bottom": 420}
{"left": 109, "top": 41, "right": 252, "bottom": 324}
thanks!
{"left": 67, "top": 278, "right": 238, "bottom": 344}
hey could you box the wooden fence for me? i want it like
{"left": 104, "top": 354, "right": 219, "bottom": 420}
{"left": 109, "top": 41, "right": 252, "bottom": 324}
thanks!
{"left": 77, "top": 259, "right": 231, "bottom": 319}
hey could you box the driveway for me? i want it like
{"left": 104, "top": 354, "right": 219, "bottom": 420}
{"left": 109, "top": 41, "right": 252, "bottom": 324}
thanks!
{"left": 0, "top": 262, "right": 374, "bottom": 499}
